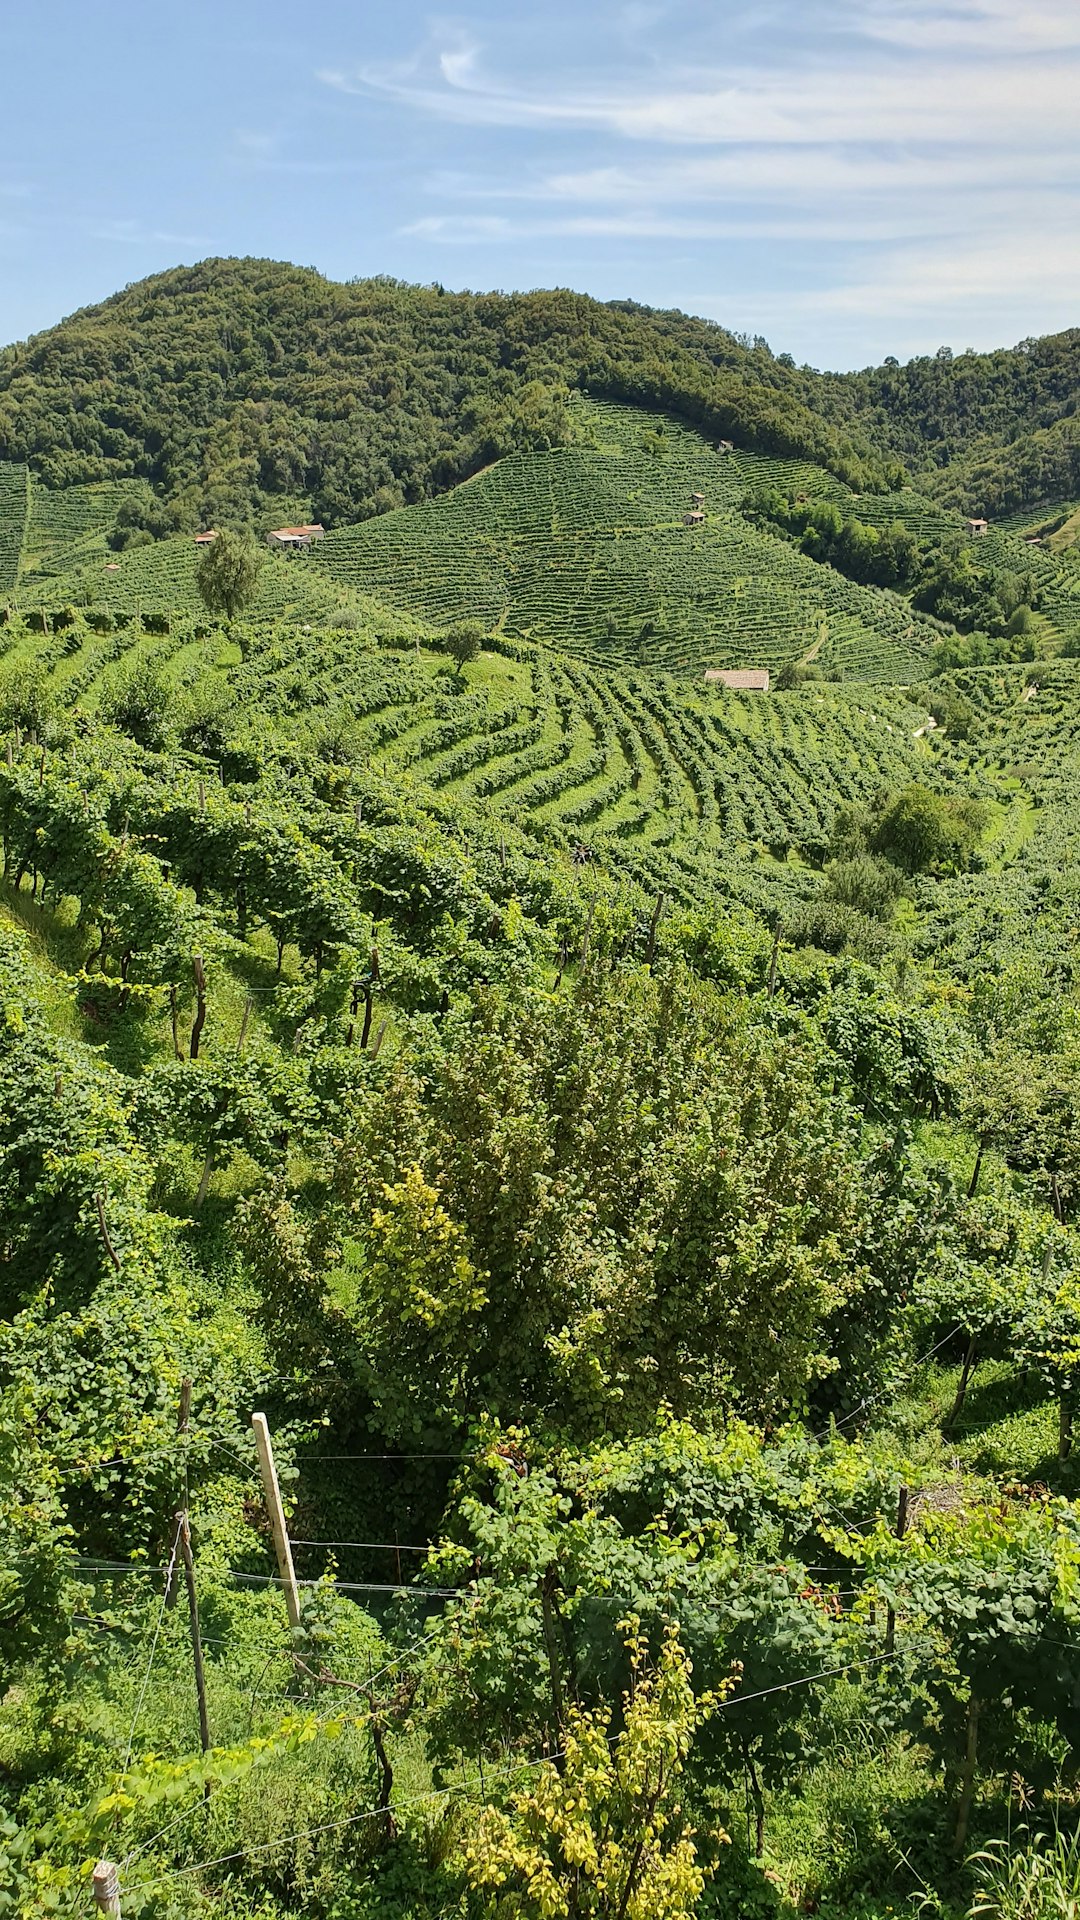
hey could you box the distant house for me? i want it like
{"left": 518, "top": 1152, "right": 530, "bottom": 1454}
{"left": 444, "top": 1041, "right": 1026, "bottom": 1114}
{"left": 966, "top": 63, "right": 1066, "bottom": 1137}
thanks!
{"left": 718, "top": 440, "right": 735, "bottom": 453}
{"left": 704, "top": 668, "right": 770, "bottom": 692}
{"left": 691, "top": 491, "right": 706, "bottom": 504}
{"left": 965, "top": 517, "right": 989, "bottom": 536}
{"left": 267, "top": 524, "right": 325, "bottom": 551}
{"left": 193, "top": 530, "right": 217, "bottom": 546}
{"left": 684, "top": 510, "right": 706, "bottom": 526}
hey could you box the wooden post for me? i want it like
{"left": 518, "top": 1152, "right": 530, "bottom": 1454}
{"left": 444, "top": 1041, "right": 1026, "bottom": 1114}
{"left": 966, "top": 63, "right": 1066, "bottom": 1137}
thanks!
{"left": 92, "top": 1862, "right": 121, "bottom": 1918}
{"left": 95, "top": 1193, "right": 122, "bottom": 1272}
{"left": 251, "top": 1413, "right": 301, "bottom": 1631}
{"left": 540, "top": 1566, "right": 565, "bottom": 1770}
{"left": 176, "top": 1511, "right": 212, "bottom": 1766}
{"left": 190, "top": 956, "right": 207, "bottom": 1059}
{"left": 645, "top": 893, "right": 665, "bottom": 970}
{"left": 884, "top": 1484, "right": 909, "bottom": 1656}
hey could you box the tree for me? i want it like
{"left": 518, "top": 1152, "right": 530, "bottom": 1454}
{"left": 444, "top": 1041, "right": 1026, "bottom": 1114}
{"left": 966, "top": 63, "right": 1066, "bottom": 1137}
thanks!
{"left": 460, "top": 1621, "right": 725, "bottom": 1920}
{"left": 195, "top": 527, "right": 263, "bottom": 622}
{"left": 101, "top": 661, "right": 171, "bottom": 749}
{"left": 443, "top": 620, "right": 484, "bottom": 673}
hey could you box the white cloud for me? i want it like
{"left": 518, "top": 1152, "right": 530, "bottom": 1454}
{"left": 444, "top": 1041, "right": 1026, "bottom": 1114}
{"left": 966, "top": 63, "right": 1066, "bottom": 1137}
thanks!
{"left": 851, "top": 0, "right": 1080, "bottom": 51}
{"left": 318, "top": 4, "right": 1080, "bottom": 360}
{"left": 404, "top": 209, "right": 918, "bottom": 241}
{"left": 321, "top": 25, "right": 1080, "bottom": 147}
{"left": 89, "top": 219, "right": 207, "bottom": 248}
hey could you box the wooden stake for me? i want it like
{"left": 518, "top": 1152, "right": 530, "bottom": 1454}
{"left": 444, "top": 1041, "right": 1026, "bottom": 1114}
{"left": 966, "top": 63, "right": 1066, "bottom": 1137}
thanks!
{"left": 176, "top": 1510, "right": 212, "bottom": 1768}
{"left": 92, "top": 1861, "right": 121, "bottom": 1918}
{"left": 251, "top": 1413, "right": 301, "bottom": 1632}
{"left": 95, "top": 1192, "right": 122, "bottom": 1272}
{"left": 645, "top": 892, "right": 665, "bottom": 971}
{"left": 190, "top": 956, "right": 207, "bottom": 1059}
{"left": 767, "top": 924, "right": 781, "bottom": 998}
{"left": 884, "top": 1484, "right": 908, "bottom": 1657}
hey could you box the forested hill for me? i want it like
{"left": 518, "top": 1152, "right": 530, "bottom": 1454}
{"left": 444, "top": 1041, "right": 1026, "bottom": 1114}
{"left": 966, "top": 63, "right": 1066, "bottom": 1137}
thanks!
{"left": 2, "top": 255, "right": 1078, "bottom": 531}
{"left": 847, "top": 328, "right": 1080, "bottom": 518}
{"left": 0, "top": 258, "right": 898, "bottom": 530}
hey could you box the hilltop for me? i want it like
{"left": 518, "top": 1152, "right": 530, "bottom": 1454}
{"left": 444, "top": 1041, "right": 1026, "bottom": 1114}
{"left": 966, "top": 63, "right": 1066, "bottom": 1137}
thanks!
{"left": 0, "top": 258, "right": 893, "bottom": 533}
{"left": 1, "top": 259, "right": 1079, "bottom": 535}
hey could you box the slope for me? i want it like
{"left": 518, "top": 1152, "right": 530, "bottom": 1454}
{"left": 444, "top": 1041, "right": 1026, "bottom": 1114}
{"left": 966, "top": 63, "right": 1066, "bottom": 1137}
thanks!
{"left": 0, "top": 258, "right": 897, "bottom": 534}
{"left": 0, "top": 460, "right": 28, "bottom": 592}
{"left": 311, "top": 401, "right": 941, "bottom": 683}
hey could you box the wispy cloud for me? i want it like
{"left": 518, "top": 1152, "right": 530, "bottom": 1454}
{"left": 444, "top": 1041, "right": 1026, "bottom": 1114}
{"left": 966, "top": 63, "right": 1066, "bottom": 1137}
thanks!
{"left": 89, "top": 218, "right": 208, "bottom": 248}
{"left": 318, "top": 1, "right": 1080, "bottom": 359}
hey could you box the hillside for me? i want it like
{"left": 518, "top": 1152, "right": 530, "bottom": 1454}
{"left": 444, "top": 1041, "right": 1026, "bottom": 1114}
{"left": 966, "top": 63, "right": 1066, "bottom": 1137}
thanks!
{"left": 11, "top": 395, "right": 1080, "bottom": 682}
{"left": 0, "top": 258, "right": 892, "bottom": 533}
{"left": 8, "top": 263, "right": 1080, "bottom": 1920}
{"left": 2, "top": 259, "right": 1080, "bottom": 538}
{"left": 847, "top": 328, "right": 1080, "bottom": 516}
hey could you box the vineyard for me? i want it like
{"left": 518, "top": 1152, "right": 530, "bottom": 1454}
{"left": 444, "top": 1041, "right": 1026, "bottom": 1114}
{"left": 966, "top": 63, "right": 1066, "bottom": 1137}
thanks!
{"left": 9, "top": 400, "right": 1080, "bottom": 679}
{"left": 11, "top": 265, "right": 1080, "bottom": 1920}
{"left": 0, "top": 593, "right": 1023, "bottom": 936}
{"left": 306, "top": 403, "right": 940, "bottom": 682}
{"left": 0, "top": 461, "right": 27, "bottom": 592}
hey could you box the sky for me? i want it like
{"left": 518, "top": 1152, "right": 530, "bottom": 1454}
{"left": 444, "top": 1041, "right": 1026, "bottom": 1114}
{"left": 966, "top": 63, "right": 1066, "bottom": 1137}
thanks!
{"left": 2, "top": 0, "right": 1079, "bottom": 370}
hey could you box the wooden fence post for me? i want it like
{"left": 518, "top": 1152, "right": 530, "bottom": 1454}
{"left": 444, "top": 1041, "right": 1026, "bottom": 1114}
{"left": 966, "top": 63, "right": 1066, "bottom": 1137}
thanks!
{"left": 190, "top": 956, "right": 207, "bottom": 1059}
{"left": 251, "top": 1412, "right": 301, "bottom": 1631}
{"left": 884, "top": 1484, "right": 909, "bottom": 1656}
{"left": 92, "top": 1861, "right": 121, "bottom": 1918}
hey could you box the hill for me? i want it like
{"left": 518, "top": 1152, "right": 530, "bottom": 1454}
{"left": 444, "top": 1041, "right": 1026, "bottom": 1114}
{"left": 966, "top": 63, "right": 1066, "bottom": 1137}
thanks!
{"left": 3, "top": 258, "right": 1080, "bottom": 538}
{"left": 9, "top": 263, "right": 1080, "bottom": 1920}
{"left": 0, "top": 258, "right": 894, "bottom": 534}
{"left": 847, "top": 328, "right": 1080, "bottom": 516}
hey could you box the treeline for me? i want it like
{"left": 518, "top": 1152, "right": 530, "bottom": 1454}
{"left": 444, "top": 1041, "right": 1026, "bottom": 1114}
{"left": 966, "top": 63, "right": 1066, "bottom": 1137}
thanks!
{"left": 846, "top": 328, "right": 1080, "bottom": 515}
{"left": 0, "top": 259, "right": 896, "bottom": 534}
{"left": 745, "top": 485, "right": 1042, "bottom": 636}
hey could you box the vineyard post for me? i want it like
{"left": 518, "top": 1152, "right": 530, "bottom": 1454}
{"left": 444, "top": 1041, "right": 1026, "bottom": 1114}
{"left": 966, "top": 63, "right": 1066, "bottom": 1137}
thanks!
{"left": 190, "top": 956, "right": 207, "bottom": 1058}
{"left": 645, "top": 892, "right": 665, "bottom": 970}
{"left": 92, "top": 1861, "right": 121, "bottom": 1918}
{"left": 176, "top": 1511, "right": 212, "bottom": 1769}
{"left": 884, "top": 1484, "right": 908, "bottom": 1656}
{"left": 251, "top": 1412, "right": 301, "bottom": 1632}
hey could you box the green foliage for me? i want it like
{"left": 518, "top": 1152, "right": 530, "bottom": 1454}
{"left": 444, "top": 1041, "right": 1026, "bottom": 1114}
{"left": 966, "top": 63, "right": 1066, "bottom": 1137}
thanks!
{"left": 460, "top": 1622, "right": 723, "bottom": 1920}
{"left": 195, "top": 527, "right": 264, "bottom": 622}
{"left": 100, "top": 658, "right": 172, "bottom": 747}
{"left": 11, "top": 277, "right": 1080, "bottom": 1920}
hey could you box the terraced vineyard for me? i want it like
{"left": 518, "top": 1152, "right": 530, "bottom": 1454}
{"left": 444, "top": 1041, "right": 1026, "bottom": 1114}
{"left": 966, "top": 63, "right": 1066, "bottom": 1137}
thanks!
{"left": 0, "top": 461, "right": 28, "bottom": 592}
{"left": 3, "top": 592, "right": 983, "bottom": 920}
{"left": 11, "top": 528, "right": 384, "bottom": 629}
{"left": 311, "top": 403, "right": 943, "bottom": 683}
{"left": 20, "top": 475, "right": 147, "bottom": 578}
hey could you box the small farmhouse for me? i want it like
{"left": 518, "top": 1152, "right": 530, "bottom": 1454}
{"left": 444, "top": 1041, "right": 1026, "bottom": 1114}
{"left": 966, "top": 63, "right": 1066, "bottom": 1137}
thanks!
{"left": 267, "top": 524, "right": 325, "bottom": 551}
{"left": 704, "top": 668, "right": 771, "bottom": 692}
{"left": 684, "top": 510, "right": 706, "bottom": 526}
{"left": 193, "top": 530, "right": 217, "bottom": 545}
{"left": 691, "top": 491, "right": 705, "bottom": 504}
{"left": 718, "top": 440, "right": 734, "bottom": 453}
{"left": 965, "top": 517, "right": 989, "bottom": 536}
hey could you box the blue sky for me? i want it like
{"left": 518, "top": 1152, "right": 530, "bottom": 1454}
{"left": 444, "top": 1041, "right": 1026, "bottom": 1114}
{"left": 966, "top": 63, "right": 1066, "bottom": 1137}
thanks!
{"left": 3, "top": 0, "right": 1078, "bottom": 369}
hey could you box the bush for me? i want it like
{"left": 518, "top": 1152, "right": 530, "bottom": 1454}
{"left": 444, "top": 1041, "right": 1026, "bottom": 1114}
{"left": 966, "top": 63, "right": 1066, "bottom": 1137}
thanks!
{"left": 101, "top": 662, "right": 172, "bottom": 748}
